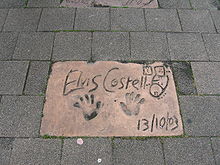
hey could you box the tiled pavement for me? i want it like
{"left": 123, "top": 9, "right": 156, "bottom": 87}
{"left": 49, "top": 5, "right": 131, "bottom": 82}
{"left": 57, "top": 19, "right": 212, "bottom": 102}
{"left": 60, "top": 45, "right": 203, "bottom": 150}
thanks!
{"left": 0, "top": 0, "right": 220, "bottom": 165}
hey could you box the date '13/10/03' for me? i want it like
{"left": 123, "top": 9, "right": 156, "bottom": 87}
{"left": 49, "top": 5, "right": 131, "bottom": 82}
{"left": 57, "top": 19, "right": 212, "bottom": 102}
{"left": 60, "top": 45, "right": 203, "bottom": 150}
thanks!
{"left": 137, "top": 113, "right": 179, "bottom": 132}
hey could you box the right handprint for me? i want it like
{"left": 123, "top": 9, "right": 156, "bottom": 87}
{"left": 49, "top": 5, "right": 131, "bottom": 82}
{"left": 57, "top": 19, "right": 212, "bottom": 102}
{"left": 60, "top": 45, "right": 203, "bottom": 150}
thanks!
{"left": 120, "top": 92, "right": 145, "bottom": 116}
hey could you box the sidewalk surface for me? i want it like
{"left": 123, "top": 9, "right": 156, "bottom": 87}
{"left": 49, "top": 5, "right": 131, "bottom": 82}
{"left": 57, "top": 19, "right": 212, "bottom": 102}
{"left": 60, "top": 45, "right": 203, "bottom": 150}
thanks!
{"left": 0, "top": 0, "right": 220, "bottom": 164}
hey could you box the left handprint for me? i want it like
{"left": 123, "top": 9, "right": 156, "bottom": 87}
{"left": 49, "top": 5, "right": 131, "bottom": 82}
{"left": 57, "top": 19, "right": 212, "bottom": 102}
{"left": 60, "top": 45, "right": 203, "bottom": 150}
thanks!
{"left": 73, "top": 94, "right": 103, "bottom": 121}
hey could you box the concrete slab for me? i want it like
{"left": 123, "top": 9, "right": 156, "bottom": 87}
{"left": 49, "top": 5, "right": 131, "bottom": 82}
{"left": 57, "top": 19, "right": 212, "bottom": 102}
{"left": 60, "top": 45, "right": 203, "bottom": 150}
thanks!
{"left": 61, "top": 0, "right": 158, "bottom": 8}
{"left": 41, "top": 61, "right": 183, "bottom": 137}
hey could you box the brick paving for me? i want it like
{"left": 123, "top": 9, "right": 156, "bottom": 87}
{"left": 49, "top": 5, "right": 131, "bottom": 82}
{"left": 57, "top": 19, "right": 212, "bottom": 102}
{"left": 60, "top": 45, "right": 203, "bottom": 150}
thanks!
{"left": 0, "top": 0, "right": 220, "bottom": 164}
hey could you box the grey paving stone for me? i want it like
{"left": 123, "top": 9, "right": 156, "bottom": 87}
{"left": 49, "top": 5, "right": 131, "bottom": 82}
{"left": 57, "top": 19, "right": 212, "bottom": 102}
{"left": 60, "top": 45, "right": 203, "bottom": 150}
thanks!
{"left": 0, "top": 138, "right": 14, "bottom": 165}
{"left": 28, "top": 0, "right": 60, "bottom": 7}
{"left": 53, "top": 32, "right": 91, "bottom": 61}
{"left": 158, "top": 0, "right": 191, "bottom": 8}
{"left": 0, "top": 9, "right": 8, "bottom": 31}
{"left": 145, "top": 9, "right": 181, "bottom": 32}
{"left": 38, "top": 8, "right": 75, "bottom": 31}
{"left": 172, "top": 62, "right": 197, "bottom": 95}
{"left": 13, "top": 32, "right": 54, "bottom": 60}
{"left": 3, "top": 9, "right": 41, "bottom": 32}
{"left": 191, "top": 62, "right": 220, "bottom": 94}
{"left": 0, "top": 96, "right": 44, "bottom": 137}
{"left": 113, "top": 139, "right": 164, "bottom": 165}
{"left": 61, "top": 138, "right": 112, "bottom": 165}
{"left": 211, "top": 10, "right": 220, "bottom": 33}
{"left": 178, "top": 9, "right": 216, "bottom": 33}
{"left": 191, "top": 0, "right": 217, "bottom": 9}
{"left": 0, "top": 0, "right": 25, "bottom": 8}
{"left": 24, "top": 61, "right": 50, "bottom": 95}
{"left": 111, "top": 8, "right": 145, "bottom": 31}
{"left": 0, "top": 61, "right": 28, "bottom": 95}
{"left": 10, "top": 138, "right": 61, "bottom": 165}
{"left": 203, "top": 34, "right": 220, "bottom": 61}
{"left": 163, "top": 138, "right": 215, "bottom": 165}
{"left": 130, "top": 32, "right": 169, "bottom": 60}
{"left": 0, "top": 32, "right": 18, "bottom": 60}
{"left": 179, "top": 96, "right": 220, "bottom": 136}
{"left": 168, "top": 33, "right": 208, "bottom": 61}
{"left": 75, "top": 8, "right": 110, "bottom": 31}
{"left": 92, "top": 32, "right": 130, "bottom": 60}
{"left": 211, "top": 137, "right": 220, "bottom": 164}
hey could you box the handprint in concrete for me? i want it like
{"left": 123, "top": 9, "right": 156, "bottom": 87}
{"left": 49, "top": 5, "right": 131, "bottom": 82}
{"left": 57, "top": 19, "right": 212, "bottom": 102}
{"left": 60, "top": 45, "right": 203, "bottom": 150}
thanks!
{"left": 120, "top": 92, "right": 145, "bottom": 116}
{"left": 73, "top": 94, "right": 103, "bottom": 121}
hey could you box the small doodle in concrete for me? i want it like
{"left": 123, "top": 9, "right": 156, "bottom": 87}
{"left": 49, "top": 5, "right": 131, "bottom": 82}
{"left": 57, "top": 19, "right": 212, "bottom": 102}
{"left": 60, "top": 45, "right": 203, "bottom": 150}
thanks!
{"left": 120, "top": 92, "right": 145, "bottom": 116}
{"left": 150, "top": 66, "right": 169, "bottom": 99}
{"left": 73, "top": 94, "right": 103, "bottom": 121}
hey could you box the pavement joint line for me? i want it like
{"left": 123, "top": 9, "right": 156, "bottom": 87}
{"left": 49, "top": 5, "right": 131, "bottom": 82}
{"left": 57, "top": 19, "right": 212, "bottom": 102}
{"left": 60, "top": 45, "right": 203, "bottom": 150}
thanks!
{"left": 8, "top": 138, "right": 15, "bottom": 165}
{"left": 0, "top": 136, "right": 220, "bottom": 139}
{"left": 50, "top": 32, "right": 56, "bottom": 61}
{"left": 201, "top": 33, "right": 212, "bottom": 62}
{"left": 109, "top": 8, "right": 111, "bottom": 31}
{"left": 21, "top": 61, "right": 31, "bottom": 95}
{"left": 59, "top": 139, "right": 64, "bottom": 165}
{"left": 1, "top": 9, "right": 9, "bottom": 32}
{"left": 2, "top": 59, "right": 220, "bottom": 63}
{"left": 72, "top": 8, "right": 77, "bottom": 30}
{"left": 209, "top": 9, "right": 219, "bottom": 34}
{"left": 128, "top": 32, "right": 132, "bottom": 59}
{"left": 210, "top": 137, "right": 218, "bottom": 165}
{"left": 11, "top": 32, "right": 20, "bottom": 60}
{"left": 143, "top": 8, "right": 148, "bottom": 31}
{"left": 176, "top": 9, "right": 183, "bottom": 32}
{"left": 36, "top": 8, "right": 43, "bottom": 32}
{"left": 165, "top": 32, "right": 171, "bottom": 61}
{"left": 89, "top": 32, "right": 94, "bottom": 62}
{"left": 159, "top": 138, "right": 167, "bottom": 165}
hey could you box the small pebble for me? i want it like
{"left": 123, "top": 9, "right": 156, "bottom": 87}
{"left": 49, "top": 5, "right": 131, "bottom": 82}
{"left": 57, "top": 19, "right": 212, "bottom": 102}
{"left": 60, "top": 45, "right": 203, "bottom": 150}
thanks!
{"left": 77, "top": 138, "right": 83, "bottom": 145}
{"left": 97, "top": 158, "right": 102, "bottom": 163}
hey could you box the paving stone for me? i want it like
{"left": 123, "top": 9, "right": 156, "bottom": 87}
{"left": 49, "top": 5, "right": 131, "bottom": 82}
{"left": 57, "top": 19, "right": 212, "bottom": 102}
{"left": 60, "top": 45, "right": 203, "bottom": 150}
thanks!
{"left": 203, "top": 34, "right": 220, "bottom": 61}
{"left": 178, "top": 9, "right": 216, "bottom": 33}
{"left": 0, "top": 9, "right": 8, "bottom": 31}
{"left": 0, "top": 138, "right": 14, "bottom": 165}
{"left": 168, "top": 33, "right": 208, "bottom": 61}
{"left": 38, "top": 8, "right": 75, "bottom": 31}
{"left": 179, "top": 96, "right": 220, "bottom": 136}
{"left": 0, "top": 32, "right": 18, "bottom": 60}
{"left": 28, "top": 0, "right": 60, "bottom": 7}
{"left": 13, "top": 32, "right": 54, "bottom": 60}
{"left": 211, "top": 137, "right": 220, "bottom": 164}
{"left": 53, "top": 32, "right": 91, "bottom": 61}
{"left": 191, "top": 0, "right": 217, "bottom": 9}
{"left": 0, "top": 96, "right": 44, "bottom": 137}
{"left": 113, "top": 139, "right": 164, "bottom": 165}
{"left": 130, "top": 32, "right": 169, "bottom": 60}
{"left": 191, "top": 62, "right": 220, "bottom": 94}
{"left": 211, "top": 10, "right": 220, "bottom": 33}
{"left": 111, "top": 8, "right": 145, "bottom": 31}
{"left": 163, "top": 138, "right": 215, "bottom": 165}
{"left": 10, "top": 138, "right": 61, "bottom": 165}
{"left": 3, "top": 9, "right": 41, "bottom": 32}
{"left": 145, "top": 9, "right": 181, "bottom": 32}
{"left": 172, "top": 62, "right": 197, "bottom": 95}
{"left": 61, "top": 138, "right": 112, "bottom": 165}
{"left": 0, "top": 0, "right": 25, "bottom": 8}
{"left": 158, "top": 0, "right": 191, "bottom": 8}
{"left": 24, "top": 61, "right": 50, "bottom": 95}
{"left": 0, "top": 61, "right": 28, "bottom": 95}
{"left": 92, "top": 32, "right": 130, "bottom": 60}
{"left": 75, "top": 8, "right": 110, "bottom": 31}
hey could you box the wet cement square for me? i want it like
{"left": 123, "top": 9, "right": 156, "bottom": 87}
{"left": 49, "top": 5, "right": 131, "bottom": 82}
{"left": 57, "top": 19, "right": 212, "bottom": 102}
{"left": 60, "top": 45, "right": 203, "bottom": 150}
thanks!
{"left": 61, "top": 0, "right": 158, "bottom": 8}
{"left": 40, "top": 61, "right": 183, "bottom": 137}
